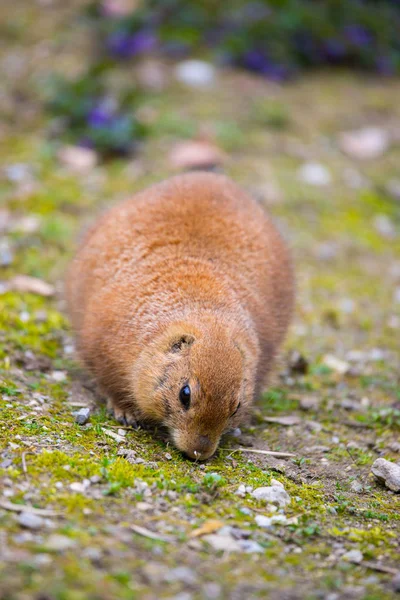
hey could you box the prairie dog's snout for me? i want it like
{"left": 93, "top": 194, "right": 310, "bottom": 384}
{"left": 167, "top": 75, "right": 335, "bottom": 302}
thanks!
{"left": 174, "top": 434, "right": 216, "bottom": 461}
{"left": 65, "top": 172, "right": 294, "bottom": 459}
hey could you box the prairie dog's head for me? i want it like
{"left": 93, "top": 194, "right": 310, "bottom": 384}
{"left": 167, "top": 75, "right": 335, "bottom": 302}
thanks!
{"left": 132, "top": 320, "right": 254, "bottom": 460}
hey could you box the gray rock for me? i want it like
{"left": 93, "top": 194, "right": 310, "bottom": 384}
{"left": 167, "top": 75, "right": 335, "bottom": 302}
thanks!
{"left": 44, "top": 534, "right": 76, "bottom": 551}
{"left": 203, "top": 533, "right": 241, "bottom": 552}
{"left": 166, "top": 566, "right": 197, "bottom": 585}
{"left": 350, "top": 480, "right": 363, "bottom": 493}
{"left": 392, "top": 572, "right": 400, "bottom": 592}
{"left": 341, "top": 549, "right": 363, "bottom": 564}
{"left": 386, "top": 179, "right": 400, "bottom": 203}
{"left": 300, "top": 396, "right": 319, "bottom": 411}
{"left": 251, "top": 485, "right": 291, "bottom": 507}
{"left": 17, "top": 512, "right": 44, "bottom": 530}
{"left": 371, "top": 458, "right": 400, "bottom": 492}
{"left": 74, "top": 407, "right": 91, "bottom": 425}
{"left": 4, "top": 163, "right": 33, "bottom": 183}
{"left": 0, "top": 240, "right": 13, "bottom": 267}
{"left": 255, "top": 515, "right": 273, "bottom": 528}
{"left": 374, "top": 214, "right": 396, "bottom": 239}
{"left": 238, "top": 539, "right": 264, "bottom": 553}
{"left": 202, "top": 583, "right": 222, "bottom": 599}
{"left": 90, "top": 475, "right": 102, "bottom": 484}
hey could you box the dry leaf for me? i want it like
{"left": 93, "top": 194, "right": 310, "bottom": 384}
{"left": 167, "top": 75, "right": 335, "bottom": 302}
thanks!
{"left": 263, "top": 415, "right": 301, "bottom": 426}
{"left": 190, "top": 519, "right": 225, "bottom": 538}
{"left": 169, "top": 140, "right": 225, "bottom": 170}
{"left": 1, "top": 275, "right": 55, "bottom": 297}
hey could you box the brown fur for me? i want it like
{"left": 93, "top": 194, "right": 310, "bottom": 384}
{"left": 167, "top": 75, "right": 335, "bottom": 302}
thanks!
{"left": 65, "top": 172, "right": 294, "bottom": 459}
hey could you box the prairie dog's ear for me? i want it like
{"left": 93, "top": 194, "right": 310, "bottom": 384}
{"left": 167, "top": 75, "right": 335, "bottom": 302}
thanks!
{"left": 169, "top": 334, "right": 195, "bottom": 353}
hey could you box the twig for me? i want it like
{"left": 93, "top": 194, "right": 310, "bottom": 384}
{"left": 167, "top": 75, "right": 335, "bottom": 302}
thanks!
{"left": 344, "top": 420, "right": 372, "bottom": 429}
{"left": 101, "top": 427, "right": 125, "bottom": 443}
{"left": 361, "top": 561, "right": 398, "bottom": 575}
{"left": 0, "top": 500, "right": 62, "bottom": 517}
{"left": 21, "top": 451, "right": 33, "bottom": 479}
{"left": 224, "top": 448, "right": 296, "bottom": 459}
{"left": 130, "top": 524, "right": 174, "bottom": 543}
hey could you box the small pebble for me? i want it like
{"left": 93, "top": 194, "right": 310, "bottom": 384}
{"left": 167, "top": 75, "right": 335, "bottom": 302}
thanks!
{"left": 17, "top": 512, "right": 44, "bottom": 530}
{"left": 175, "top": 60, "right": 215, "bottom": 88}
{"left": 0, "top": 240, "right": 13, "bottom": 267}
{"left": 58, "top": 145, "right": 98, "bottom": 173}
{"left": 298, "top": 162, "right": 331, "bottom": 186}
{"left": 341, "top": 549, "right": 363, "bottom": 564}
{"left": 338, "top": 127, "right": 389, "bottom": 160}
{"left": 350, "top": 480, "right": 363, "bottom": 493}
{"left": 44, "top": 534, "right": 76, "bottom": 551}
{"left": 251, "top": 485, "right": 291, "bottom": 507}
{"left": 392, "top": 572, "right": 400, "bottom": 592}
{"left": 74, "top": 407, "right": 91, "bottom": 425}
{"left": 371, "top": 458, "right": 400, "bottom": 492}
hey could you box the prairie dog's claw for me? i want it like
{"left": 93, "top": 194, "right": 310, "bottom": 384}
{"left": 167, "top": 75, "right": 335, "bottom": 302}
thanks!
{"left": 107, "top": 400, "right": 139, "bottom": 429}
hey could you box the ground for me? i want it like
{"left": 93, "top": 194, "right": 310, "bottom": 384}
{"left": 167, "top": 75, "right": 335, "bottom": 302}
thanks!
{"left": 0, "top": 3, "right": 400, "bottom": 600}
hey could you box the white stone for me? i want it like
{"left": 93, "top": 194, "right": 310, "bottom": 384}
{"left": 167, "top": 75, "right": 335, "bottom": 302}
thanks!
{"left": 17, "top": 512, "right": 44, "bottom": 530}
{"left": 58, "top": 145, "right": 98, "bottom": 173}
{"left": 371, "top": 458, "right": 400, "bottom": 492}
{"left": 251, "top": 485, "right": 291, "bottom": 507}
{"left": 175, "top": 60, "right": 215, "bottom": 88}
{"left": 322, "top": 354, "right": 349, "bottom": 374}
{"left": 298, "top": 162, "right": 331, "bottom": 186}
{"left": 338, "top": 127, "right": 389, "bottom": 160}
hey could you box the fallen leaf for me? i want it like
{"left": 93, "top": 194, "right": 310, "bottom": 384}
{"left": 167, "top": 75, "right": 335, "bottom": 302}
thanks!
{"left": 169, "top": 140, "right": 225, "bottom": 170}
{"left": 263, "top": 415, "right": 301, "bottom": 426}
{"left": 190, "top": 520, "right": 225, "bottom": 538}
{"left": 0, "top": 275, "right": 55, "bottom": 297}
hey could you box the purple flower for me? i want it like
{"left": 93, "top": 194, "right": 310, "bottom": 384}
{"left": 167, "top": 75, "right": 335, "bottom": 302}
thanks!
{"left": 323, "top": 39, "right": 346, "bottom": 62}
{"left": 87, "top": 105, "right": 114, "bottom": 128}
{"left": 260, "top": 63, "right": 291, "bottom": 82}
{"left": 343, "top": 24, "right": 372, "bottom": 47}
{"left": 241, "top": 50, "right": 290, "bottom": 81}
{"left": 107, "top": 30, "right": 157, "bottom": 59}
{"left": 376, "top": 55, "right": 395, "bottom": 76}
{"left": 242, "top": 49, "right": 269, "bottom": 72}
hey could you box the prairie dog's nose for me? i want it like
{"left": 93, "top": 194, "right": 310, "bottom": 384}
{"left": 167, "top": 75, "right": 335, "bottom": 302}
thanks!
{"left": 197, "top": 435, "right": 211, "bottom": 453}
{"left": 189, "top": 435, "right": 215, "bottom": 460}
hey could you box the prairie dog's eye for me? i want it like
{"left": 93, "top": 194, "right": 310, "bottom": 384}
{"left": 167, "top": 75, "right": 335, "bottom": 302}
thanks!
{"left": 231, "top": 402, "right": 241, "bottom": 417}
{"left": 179, "top": 385, "right": 191, "bottom": 410}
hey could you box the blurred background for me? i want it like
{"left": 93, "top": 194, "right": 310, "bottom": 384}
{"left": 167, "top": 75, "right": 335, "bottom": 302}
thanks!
{"left": 1, "top": 2, "right": 400, "bottom": 599}
{"left": 1, "top": 0, "right": 399, "bottom": 351}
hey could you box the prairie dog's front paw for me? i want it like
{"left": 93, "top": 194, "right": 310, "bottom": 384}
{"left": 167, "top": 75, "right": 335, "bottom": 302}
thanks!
{"left": 106, "top": 399, "right": 139, "bottom": 428}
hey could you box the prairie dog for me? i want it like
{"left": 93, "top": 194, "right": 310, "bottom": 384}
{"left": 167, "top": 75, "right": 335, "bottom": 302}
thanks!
{"left": 66, "top": 173, "right": 294, "bottom": 459}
